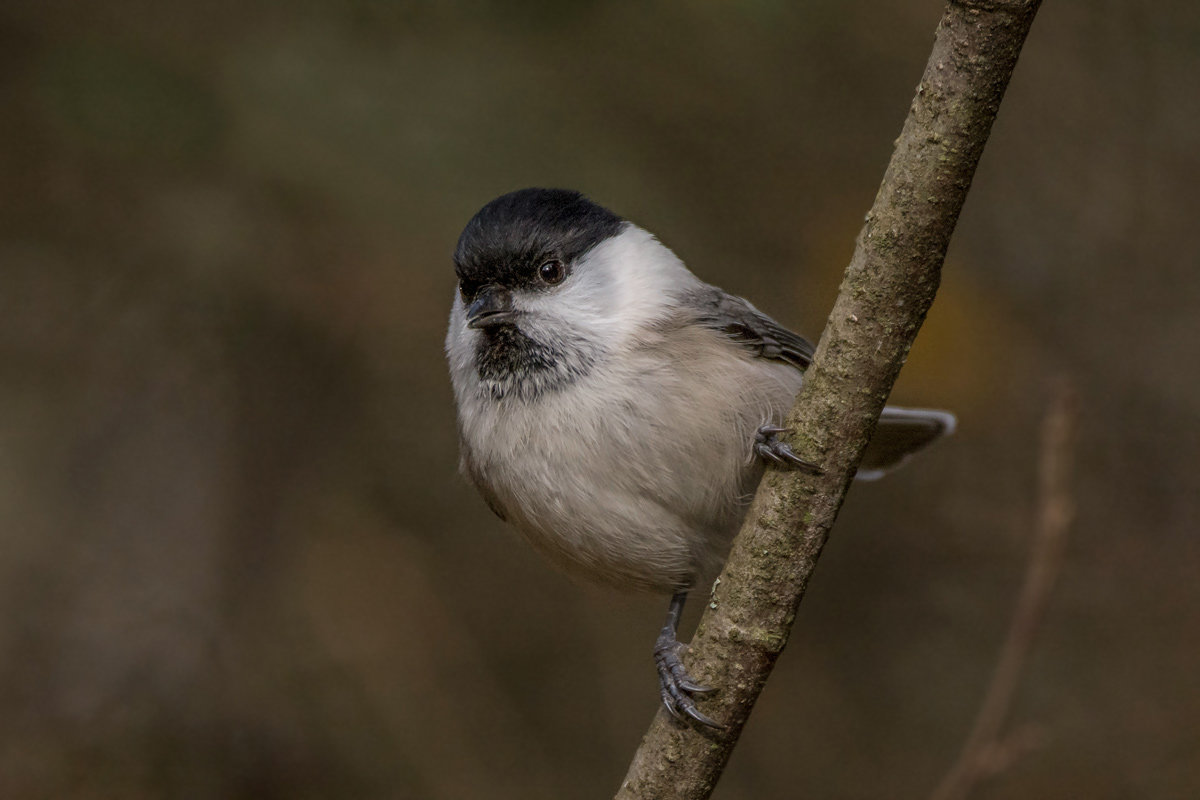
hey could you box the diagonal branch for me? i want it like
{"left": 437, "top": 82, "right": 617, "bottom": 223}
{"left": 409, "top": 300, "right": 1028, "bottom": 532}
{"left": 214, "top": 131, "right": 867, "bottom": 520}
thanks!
{"left": 930, "top": 379, "right": 1077, "bottom": 800}
{"left": 616, "top": 2, "right": 1044, "bottom": 798}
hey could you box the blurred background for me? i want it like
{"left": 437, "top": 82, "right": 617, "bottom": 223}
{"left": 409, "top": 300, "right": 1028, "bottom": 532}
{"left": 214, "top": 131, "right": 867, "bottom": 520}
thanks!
{"left": 1, "top": 0, "right": 1198, "bottom": 797}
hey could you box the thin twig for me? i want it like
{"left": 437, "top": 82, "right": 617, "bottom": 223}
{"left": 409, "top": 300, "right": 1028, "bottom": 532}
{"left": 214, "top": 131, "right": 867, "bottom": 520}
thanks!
{"left": 930, "top": 379, "right": 1078, "bottom": 800}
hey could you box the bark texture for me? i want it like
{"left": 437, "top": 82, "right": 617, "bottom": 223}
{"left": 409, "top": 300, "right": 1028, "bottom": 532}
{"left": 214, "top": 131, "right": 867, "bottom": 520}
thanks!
{"left": 616, "top": 2, "right": 1044, "bottom": 797}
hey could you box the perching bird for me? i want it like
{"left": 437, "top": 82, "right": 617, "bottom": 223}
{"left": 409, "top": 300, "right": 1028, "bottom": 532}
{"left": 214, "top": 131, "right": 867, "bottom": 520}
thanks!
{"left": 445, "top": 188, "right": 954, "bottom": 727}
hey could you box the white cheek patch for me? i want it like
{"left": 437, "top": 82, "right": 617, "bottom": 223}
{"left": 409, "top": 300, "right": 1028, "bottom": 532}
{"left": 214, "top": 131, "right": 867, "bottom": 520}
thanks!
{"left": 517, "top": 271, "right": 613, "bottom": 338}
{"left": 597, "top": 226, "right": 695, "bottom": 332}
{"left": 517, "top": 225, "right": 697, "bottom": 346}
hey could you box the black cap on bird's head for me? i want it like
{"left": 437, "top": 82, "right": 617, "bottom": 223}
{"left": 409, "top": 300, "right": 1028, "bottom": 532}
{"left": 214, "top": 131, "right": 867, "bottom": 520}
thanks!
{"left": 451, "top": 189, "right": 623, "bottom": 399}
{"left": 453, "top": 188, "right": 623, "bottom": 298}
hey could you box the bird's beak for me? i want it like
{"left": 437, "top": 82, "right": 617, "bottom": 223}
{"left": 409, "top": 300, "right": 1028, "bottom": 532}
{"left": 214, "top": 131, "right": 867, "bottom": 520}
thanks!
{"left": 465, "top": 286, "right": 519, "bottom": 329}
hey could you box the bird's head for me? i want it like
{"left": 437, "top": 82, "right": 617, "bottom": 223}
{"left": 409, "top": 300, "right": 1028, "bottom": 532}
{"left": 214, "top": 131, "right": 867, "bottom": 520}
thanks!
{"left": 446, "top": 188, "right": 692, "bottom": 402}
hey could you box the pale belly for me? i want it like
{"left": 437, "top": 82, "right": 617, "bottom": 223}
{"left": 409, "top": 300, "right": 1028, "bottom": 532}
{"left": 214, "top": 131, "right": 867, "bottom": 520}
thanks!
{"left": 459, "top": 352, "right": 803, "bottom": 592}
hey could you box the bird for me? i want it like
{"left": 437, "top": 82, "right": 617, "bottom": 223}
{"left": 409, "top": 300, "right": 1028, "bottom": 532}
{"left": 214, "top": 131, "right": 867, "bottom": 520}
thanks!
{"left": 445, "top": 187, "right": 954, "bottom": 728}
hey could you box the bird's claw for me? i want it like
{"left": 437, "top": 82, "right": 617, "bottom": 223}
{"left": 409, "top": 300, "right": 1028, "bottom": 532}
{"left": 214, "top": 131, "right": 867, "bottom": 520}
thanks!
{"left": 755, "top": 424, "right": 822, "bottom": 473}
{"left": 654, "top": 638, "right": 723, "bottom": 730}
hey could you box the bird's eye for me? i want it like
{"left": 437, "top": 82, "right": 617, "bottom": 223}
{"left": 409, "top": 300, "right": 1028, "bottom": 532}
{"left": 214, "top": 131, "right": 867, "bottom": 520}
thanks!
{"left": 538, "top": 260, "right": 567, "bottom": 285}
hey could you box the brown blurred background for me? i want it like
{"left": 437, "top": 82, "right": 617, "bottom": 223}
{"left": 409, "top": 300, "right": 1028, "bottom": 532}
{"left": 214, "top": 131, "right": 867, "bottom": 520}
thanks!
{"left": 1, "top": 1, "right": 1198, "bottom": 797}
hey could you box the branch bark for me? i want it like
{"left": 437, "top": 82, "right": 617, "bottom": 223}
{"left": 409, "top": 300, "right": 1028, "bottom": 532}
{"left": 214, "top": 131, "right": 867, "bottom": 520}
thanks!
{"left": 616, "top": 2, "right": 1044, "bottom": 797}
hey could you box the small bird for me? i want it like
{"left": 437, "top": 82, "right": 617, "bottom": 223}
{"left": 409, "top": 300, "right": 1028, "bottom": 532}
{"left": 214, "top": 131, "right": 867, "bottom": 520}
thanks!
{"left": 445, "top": 188, "right": 954, "bottom": 727}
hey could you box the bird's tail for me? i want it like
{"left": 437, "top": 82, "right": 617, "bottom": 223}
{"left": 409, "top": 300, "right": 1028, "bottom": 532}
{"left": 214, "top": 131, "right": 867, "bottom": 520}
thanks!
{"left": 855, "top": 406, "right": 956, "bottom": 481}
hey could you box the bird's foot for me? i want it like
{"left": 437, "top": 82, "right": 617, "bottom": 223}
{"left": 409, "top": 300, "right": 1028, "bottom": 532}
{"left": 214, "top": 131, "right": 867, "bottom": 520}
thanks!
{"left": 754, "top": 425, "right": 822, "bottom": 473}
{"left": 654, "top": 628, "right": 722, "bottom": 729}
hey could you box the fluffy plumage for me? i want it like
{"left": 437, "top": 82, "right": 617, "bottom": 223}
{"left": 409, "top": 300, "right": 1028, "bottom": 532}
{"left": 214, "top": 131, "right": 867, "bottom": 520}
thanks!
{"left": 445, "top": 188, "right": 952, "bottom": 593}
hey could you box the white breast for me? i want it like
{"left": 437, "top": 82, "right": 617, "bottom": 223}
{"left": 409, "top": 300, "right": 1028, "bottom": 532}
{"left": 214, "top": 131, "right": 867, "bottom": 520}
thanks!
{"left": 452, "top": 320, "right": 802, "bottom": 592}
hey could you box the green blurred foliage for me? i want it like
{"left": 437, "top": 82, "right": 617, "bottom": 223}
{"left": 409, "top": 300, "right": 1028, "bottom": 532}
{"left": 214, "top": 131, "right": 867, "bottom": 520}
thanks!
{"left": 1, "top": 0, "right": 1198, "bottom": 798}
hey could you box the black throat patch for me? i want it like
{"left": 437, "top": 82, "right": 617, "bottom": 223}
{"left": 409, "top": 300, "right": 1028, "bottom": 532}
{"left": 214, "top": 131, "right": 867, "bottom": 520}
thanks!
{"left": 473, "top": 323, "right": 598, "bottom": 402}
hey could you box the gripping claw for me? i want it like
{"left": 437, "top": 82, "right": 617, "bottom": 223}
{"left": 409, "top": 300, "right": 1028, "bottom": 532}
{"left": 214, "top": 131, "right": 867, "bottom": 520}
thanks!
{"left": 754, "top": 424, "right": 822, "bottom": 473}
{"left": 654, "top": 592, "right": 724, "bottom": 730}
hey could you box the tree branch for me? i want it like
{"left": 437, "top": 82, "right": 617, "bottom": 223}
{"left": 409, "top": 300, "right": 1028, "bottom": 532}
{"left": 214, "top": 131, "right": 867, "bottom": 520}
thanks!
{"left": 930, "top": 380, "right": 1077, "bottom": 800}
{"left": 616, "top": 2, "right": 1044, "bottom": 798}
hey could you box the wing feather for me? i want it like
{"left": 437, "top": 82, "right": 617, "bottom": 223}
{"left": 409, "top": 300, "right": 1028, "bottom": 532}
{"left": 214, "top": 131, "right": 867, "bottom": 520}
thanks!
{"left": 684, "top": 286, "right": 814, "bottom": 371}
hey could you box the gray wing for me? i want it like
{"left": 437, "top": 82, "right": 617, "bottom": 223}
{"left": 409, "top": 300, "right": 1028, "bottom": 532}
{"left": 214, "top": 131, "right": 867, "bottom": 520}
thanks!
{"left": 685, "top": 286, "right": 814, "bottom": 371}
{"left": 685, "top": 286, "right": 954, "bottom": 480}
